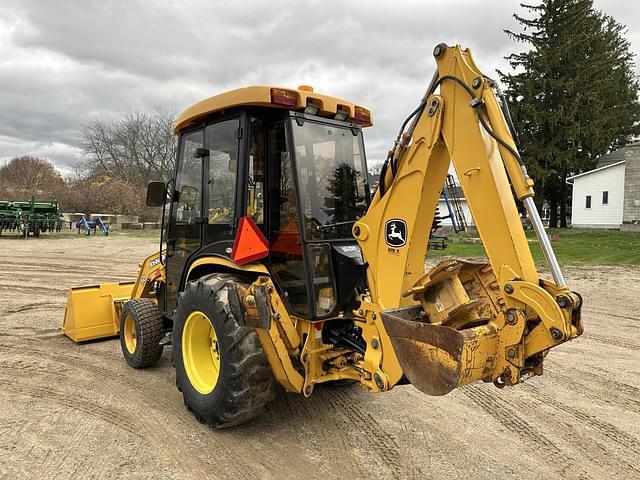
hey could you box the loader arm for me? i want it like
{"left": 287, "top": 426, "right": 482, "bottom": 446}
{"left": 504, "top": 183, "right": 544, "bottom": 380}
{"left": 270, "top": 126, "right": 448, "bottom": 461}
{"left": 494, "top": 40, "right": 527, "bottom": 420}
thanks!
{"left": 352, "top": 44, "right": 583, "bottom": 394}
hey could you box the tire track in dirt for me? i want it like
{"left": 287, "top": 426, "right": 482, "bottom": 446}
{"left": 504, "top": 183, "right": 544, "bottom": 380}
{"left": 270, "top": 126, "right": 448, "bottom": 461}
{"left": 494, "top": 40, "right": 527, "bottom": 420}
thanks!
{"left": 546, "top": 361, "right": 640, "bottom": 411}
{"left": 517, "top": 383, "right": 640, "bottom": 476}
{"left": 318, "top": 386, "right": 428, "bottom": 478}
{"left": 0, "top": 378, "right": 141, "bottom": 437}
{"left": 582, "top": 333, "right": 640, "bottom": 351}
{"left": 1, "top": 303, "right": 63, "bottom": 316}
{"left": 461, "top": 385, "right": 589, "bottom": 479}
{"left": 1, "top": 259, "right": 130, "bottom": 273}
{"left": 258, "top": 388, "right": 369, "bottom": 479}
{"left": 0, "top": 327, "right": 61, "bottom": 337}
{"left": 0, "top": 283, "right": 67, "bottom": 295}
{"left": 0, "top": 341, "right": 189, "bottom": 420}
{"left": 0, "top": 376, "right": 210, "bottom": 480}
{"left": 582, "top": 307, "right": 640, "bottom": 322}
{"left": 0, "top": 339, "right": 263, "bottom": 480}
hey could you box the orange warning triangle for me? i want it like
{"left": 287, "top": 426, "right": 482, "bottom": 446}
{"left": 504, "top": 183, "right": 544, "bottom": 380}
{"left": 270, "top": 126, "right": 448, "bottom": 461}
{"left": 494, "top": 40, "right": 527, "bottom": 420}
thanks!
{"left": 231, "top": 216, "right": 269, "bottom": 265}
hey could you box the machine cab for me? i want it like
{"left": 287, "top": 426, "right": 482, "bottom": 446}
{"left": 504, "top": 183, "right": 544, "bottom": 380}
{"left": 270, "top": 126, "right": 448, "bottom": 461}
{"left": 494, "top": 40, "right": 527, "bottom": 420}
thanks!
{"left": 161, "top": 86, "right": 373, "bottom": 320}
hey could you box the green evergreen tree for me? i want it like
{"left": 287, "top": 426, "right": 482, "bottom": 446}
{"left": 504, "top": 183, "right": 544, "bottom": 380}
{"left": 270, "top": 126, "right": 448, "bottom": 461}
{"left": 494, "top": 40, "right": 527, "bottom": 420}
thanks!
{"left": 500, "top": 0, "right": 640, "bottom": 227}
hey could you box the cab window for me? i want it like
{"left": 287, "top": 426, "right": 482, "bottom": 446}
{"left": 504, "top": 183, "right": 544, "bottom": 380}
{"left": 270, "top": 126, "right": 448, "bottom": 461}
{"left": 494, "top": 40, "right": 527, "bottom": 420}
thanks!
{"left": 247, "top": 117, "right": 265, "bottom": 226}
{"left": 175, "top": 130, "right": 203, "bottom": 224}
{"left": 205, "top": 119, "right": 239, "bottom": 243}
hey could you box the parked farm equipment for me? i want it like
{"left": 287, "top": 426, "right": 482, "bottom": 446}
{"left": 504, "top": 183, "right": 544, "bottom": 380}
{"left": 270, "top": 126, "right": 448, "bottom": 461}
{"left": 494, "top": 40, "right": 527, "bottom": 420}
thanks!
{"left": 0, "top": 196, "right": 62, "bottom": 237}
{"left": 75, "top": 216, "right": 110, "bottom": 236}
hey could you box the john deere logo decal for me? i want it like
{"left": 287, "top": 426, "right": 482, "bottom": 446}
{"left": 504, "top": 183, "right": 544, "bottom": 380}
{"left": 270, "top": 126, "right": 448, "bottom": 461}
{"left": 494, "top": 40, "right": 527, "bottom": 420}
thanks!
{"left": 385, "top": 219, "right": 407, "bottom": 247}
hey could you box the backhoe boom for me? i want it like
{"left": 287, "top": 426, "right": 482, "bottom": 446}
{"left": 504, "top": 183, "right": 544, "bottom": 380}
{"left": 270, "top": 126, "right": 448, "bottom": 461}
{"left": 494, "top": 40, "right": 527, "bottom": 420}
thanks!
{"left": 352, "top": 43, "right": 583, "bottom": 393}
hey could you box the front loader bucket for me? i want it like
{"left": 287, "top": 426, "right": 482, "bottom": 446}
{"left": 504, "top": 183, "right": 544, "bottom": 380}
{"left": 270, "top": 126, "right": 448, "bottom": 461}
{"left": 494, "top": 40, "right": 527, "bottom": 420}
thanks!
{"left": 381, "top": 306, "right": 498, "bottom": 395}
{"left": 61, "top": 282, "right": 134, "bottom": 342}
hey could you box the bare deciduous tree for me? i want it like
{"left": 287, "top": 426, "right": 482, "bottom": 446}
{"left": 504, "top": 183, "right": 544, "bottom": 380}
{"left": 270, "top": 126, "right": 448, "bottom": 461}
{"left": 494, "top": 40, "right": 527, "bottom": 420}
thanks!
{"left": 81, "top": 110, "right": 177, "bottom": 186}
{"left": 0, "top": 156, "right": 64, "bottom": 195}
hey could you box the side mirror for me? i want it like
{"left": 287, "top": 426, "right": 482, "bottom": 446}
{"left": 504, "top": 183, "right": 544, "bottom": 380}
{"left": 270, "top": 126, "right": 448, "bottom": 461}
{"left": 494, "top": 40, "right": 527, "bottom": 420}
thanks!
{"left": 146, "top": 181, "right": 166, "bottom": 207}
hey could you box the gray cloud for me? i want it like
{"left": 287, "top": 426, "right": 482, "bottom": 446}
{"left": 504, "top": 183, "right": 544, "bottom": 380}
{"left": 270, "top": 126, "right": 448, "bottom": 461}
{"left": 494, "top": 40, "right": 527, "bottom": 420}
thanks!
{"left": 0, "top": 0, "right": 637, "bottom": 174}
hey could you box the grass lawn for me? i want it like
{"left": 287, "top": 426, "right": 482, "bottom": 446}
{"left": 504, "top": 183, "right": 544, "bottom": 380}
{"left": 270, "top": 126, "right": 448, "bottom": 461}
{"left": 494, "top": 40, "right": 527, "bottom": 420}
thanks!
{"left": 429, "top": 228, "right": 640, "bottom": 266}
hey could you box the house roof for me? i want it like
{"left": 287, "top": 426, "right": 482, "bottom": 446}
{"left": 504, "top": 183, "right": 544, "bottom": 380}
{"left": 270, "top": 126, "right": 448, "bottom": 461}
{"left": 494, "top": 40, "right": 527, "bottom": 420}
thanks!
{"left": 596, "top": 143, "right": 640, "bottom": 168}
{"left": 566, "top": 160, "right": 625, "bottom": 182}
{"left": 596, "top": 149, "right": 626, "bottom": 169}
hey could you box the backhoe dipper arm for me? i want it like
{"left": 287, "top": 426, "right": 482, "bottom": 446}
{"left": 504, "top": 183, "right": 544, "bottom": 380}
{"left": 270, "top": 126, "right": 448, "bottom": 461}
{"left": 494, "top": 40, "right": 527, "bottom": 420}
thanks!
{"left": 352, "top": 44, "right": 583, "bottom": 394}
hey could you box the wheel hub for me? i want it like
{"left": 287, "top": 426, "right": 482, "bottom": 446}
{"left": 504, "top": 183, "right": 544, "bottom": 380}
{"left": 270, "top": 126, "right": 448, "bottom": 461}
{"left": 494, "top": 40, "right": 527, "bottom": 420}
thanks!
{"left": 182, "top": 310, "right": 221, "bottom": 394}
{"left": 123, "top": 314, "right": 137, "bottom": 354}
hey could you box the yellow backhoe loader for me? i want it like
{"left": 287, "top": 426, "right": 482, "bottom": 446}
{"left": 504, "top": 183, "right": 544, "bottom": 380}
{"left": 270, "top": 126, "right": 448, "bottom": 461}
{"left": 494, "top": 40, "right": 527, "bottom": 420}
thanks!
{"left": 62, "top": 44, "right": 583, "bottom": 427}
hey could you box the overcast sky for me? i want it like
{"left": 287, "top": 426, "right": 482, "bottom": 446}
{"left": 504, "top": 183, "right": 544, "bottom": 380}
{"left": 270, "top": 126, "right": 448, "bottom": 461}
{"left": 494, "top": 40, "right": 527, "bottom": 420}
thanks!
{"left": 0, "top": 0, "right": 637, "bottom": 176}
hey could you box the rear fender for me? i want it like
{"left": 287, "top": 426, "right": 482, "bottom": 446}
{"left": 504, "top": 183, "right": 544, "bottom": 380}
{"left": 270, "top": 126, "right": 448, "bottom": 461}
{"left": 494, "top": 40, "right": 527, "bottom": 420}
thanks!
{"left": 184, "top": 256, "right": 269, "bottom": 285}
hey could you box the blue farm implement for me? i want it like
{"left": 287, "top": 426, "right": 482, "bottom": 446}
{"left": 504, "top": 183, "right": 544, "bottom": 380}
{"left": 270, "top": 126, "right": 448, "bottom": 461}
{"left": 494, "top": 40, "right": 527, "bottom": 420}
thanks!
{"left": 76, "top": 216, "right": 110, "bottom": 236}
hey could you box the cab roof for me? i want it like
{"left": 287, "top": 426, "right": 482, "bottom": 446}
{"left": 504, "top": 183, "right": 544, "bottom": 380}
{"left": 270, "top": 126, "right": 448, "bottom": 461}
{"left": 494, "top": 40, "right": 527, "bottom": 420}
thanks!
{"left": 174, "top": 85, "right": 373, "bottom": 133}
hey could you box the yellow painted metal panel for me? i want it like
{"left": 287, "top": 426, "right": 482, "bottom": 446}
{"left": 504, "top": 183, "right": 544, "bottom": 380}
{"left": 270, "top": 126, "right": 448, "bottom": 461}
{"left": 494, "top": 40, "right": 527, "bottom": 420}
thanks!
{"left": 61, "top": 282, "right": 134, "bottom": 342}
{"left": 174, "top": 85, "right": 373, "bottom": 133}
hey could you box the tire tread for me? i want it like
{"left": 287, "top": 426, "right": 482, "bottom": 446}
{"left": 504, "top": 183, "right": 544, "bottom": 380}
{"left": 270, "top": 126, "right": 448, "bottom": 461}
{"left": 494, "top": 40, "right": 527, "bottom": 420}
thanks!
{"left": 175, "top": 274, "right": 275, "bottom": 428}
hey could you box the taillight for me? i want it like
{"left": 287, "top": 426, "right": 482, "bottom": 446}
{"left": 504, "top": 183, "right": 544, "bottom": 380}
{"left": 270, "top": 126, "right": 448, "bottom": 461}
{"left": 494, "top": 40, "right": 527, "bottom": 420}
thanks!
{"left": 271, "top": 88, "right": 297, "bottom": 107}
{"left": 354, "top": 106, "right": 371, "bottom": 124}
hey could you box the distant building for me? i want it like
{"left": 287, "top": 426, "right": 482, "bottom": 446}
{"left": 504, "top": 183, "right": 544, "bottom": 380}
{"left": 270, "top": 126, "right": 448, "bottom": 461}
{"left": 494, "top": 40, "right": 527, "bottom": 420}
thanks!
{"left": 566, "top": 143, "right": 640, "bottom": 230}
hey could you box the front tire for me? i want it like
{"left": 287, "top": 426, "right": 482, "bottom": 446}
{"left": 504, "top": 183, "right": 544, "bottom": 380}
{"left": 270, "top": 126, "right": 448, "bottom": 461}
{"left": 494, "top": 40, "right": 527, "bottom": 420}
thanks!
{"left": 119, "top": 298, "right": 164, "bottom": 368}
{"left": 173, "top": 274, "right": 275, "bottom": 428}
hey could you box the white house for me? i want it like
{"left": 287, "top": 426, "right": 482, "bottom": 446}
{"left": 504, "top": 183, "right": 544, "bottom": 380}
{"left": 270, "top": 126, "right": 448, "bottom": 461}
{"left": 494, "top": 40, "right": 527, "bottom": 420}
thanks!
{"left": 566, "top": 161, "right": 625, "bottom": 228}
{"left": 566, "top": 143, "right": 640, "bottom": 229}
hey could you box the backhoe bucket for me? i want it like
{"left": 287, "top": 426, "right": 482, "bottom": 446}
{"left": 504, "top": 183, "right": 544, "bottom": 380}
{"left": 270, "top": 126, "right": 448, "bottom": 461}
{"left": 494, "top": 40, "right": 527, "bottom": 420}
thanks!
{"left": 381, "top": 306, "right": 498, "bottom": 395}
{"left": 381, "top": 259, "right": 581, "bottom": 396}
{"left": 61, "top": 281, "right": 134, "bottom": 342}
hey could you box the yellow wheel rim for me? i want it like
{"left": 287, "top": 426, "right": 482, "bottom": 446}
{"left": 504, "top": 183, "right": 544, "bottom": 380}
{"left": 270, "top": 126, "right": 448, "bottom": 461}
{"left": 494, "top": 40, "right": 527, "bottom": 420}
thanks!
{"left": 182, "top": 310, "right": 221, "bottom": 394}
{"left": 123, "top": 314, "right": 137, "bottom": 354}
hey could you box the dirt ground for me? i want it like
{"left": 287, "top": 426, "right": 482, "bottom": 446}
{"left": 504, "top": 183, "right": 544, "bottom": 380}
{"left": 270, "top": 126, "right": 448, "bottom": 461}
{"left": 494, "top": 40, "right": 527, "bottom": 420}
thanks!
{"left": 0, "top": 233, "right": 638, "bottom": 480}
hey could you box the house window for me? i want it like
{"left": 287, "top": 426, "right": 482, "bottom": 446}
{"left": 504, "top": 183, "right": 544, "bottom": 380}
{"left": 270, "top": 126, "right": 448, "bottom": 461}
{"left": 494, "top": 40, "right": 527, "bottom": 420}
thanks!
{"left": 602, "top": 191, "right": 609, "bottom": 205}
{"left": 585, "top": 195, "right": 592, "bottom": 209}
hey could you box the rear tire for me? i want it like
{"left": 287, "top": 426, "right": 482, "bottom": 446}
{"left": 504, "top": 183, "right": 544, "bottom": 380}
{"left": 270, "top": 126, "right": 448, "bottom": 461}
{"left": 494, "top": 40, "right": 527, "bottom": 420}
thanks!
{"left": 173, "top": 274, "right": 275, "bottom": 428}
{"left": 119, "top": 298, "right": 164, "bottom": 368}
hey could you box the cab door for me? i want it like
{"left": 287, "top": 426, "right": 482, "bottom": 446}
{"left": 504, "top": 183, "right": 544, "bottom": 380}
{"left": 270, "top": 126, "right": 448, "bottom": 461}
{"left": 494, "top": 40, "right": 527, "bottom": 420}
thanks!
{"left": 165, "top": 128, "right": 205, "bottom": 312}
